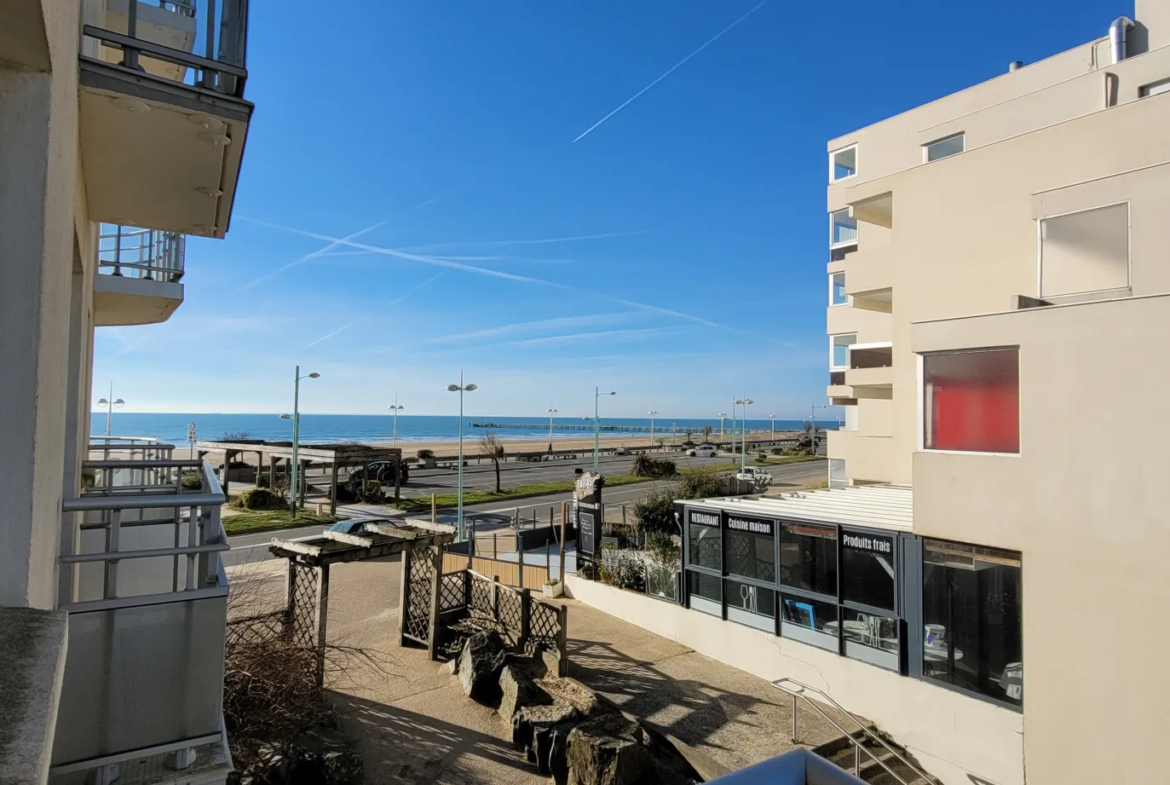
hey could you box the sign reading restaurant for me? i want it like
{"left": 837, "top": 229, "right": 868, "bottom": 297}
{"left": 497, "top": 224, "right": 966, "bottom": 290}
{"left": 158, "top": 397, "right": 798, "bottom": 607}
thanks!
{"left": 688, "top": 509, "right": 720, "bottom": 527}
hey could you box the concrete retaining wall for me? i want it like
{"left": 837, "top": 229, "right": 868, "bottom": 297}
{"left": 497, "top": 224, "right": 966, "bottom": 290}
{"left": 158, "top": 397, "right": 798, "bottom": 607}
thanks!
{"left": 565, "top": 576, "right": 1023, "bottom": 785}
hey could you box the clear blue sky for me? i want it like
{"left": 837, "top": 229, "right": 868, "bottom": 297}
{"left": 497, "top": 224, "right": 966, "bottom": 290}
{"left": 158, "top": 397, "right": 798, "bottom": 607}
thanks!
{"left": 94, "top": 0, "right": 1127, "bottom": 417}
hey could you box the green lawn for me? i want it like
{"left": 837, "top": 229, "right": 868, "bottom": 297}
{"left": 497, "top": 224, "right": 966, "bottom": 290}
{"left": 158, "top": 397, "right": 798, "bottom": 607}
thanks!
{"left": 221, "top": 510, "right": 338, "bottom": 536}
{"left": 755, "top": 455, "right": 825, "bottom": 466}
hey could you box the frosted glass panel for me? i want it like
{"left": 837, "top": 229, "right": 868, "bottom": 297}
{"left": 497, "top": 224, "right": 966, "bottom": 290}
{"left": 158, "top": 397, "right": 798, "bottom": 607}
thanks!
{"left": 1040, "top": 203, "right": 1129, "bottom": 297}
{"left": 923, "top": 349, "right": 1019, "bottom": 453}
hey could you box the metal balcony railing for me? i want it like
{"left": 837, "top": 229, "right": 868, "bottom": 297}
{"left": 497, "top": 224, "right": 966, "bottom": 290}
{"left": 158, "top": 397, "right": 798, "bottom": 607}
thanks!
{"left": 98, "top": 226, "right": 185, "bottom": 283}
{"left": 52, "top": 459, "right": 231, "bottom": 774}
{"left": 80, "top": 0, "right": 249, "bottom": 98}
{"left": 89, "top": 435, "right": 176, "bottom": 462}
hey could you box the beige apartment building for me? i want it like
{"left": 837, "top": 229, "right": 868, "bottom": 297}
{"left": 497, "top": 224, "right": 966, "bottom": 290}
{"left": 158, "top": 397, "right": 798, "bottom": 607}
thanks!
{"left": 823, "top": 2, "right": 1170, "bottom": 783}
{"left": 1, "top": 1, "right": 251, "bottom": 783}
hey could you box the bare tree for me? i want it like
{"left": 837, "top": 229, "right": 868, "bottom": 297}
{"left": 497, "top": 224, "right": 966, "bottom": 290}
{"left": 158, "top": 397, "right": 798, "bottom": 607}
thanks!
{"left": 702, "top": 425, "right": 713, "bottom": 441}
{"left": 479, "top": 430, "right": 506, "bottom": 493}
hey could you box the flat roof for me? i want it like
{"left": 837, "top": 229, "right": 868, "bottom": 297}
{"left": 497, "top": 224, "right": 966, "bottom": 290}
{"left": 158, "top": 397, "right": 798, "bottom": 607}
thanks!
{"left": 683, "top": 484, "right": 913, "bottom": 533}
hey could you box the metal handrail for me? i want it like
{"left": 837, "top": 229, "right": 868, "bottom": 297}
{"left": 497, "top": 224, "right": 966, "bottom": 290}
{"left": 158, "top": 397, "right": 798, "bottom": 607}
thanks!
{"left": 98, "top": 226, "right": 185, "bottom": 282}
{"left": 772, "top": 678, "right": 934, "bottom": 785}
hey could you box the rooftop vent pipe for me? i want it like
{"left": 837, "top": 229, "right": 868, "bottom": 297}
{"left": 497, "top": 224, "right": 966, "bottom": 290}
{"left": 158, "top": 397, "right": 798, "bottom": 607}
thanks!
{"left": 1110, "top": 16, "right": 1134, "bottom": 64}
{"left": 1009, "top": 61, "right": 1024, "bottom": 71}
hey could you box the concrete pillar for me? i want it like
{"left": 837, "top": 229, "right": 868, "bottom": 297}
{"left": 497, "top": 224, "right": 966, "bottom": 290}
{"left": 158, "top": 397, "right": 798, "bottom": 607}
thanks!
{"left": 0, "top": 6, "right": 84, "bottom": 609}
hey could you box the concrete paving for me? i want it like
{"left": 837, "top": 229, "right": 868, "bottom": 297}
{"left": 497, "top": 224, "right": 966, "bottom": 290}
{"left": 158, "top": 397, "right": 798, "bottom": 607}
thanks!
{"left": 226, "top": 550, "right": 853, "bottom": 783}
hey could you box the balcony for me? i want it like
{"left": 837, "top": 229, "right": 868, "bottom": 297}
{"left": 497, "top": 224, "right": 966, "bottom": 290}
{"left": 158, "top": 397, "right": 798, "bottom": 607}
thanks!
{"left": 52, "top": 458, "right": 231, "bottom": 783}
{"left": 842, "top": 244, "right": 893, "bottom": 313}
{"left": 844, "top": 343, "right": 893, "bottom": 397}
{"left": 827, "top": 429, "right": 896, "bottom": 485}
{"left": 78, "top": 0, "right": 253, "bottom": 238}
{"left": 94, "top": 226, "right": 185, "bottom": 325}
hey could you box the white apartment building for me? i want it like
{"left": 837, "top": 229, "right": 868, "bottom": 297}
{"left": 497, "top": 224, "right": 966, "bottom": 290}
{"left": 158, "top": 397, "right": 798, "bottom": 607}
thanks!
{"left": 1, "top": 2, "right": 251, "bottom": 783}
{"left": 587, "top": 5, "right": 1170, "bottom": 785}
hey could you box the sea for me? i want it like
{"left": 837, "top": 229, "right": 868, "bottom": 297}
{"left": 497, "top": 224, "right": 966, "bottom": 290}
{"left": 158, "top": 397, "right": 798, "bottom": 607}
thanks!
{"left": 91, "top": 413, "right": 838, "bottom": 446}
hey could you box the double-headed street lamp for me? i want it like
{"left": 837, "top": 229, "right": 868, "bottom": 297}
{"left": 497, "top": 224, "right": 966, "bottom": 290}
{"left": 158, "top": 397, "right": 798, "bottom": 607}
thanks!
{"left": 96, "top": 381, "right": 125, "bottom": 436}
{"left": 594, "top": 387, "right": 616, "bottom": 473}
{"left": 648, "top": 411, "right": 657, "bottom": 447}
{"left": 387, "top": 395, "right": 404, "bottom": 444}
{"left": 447, "top": 371, "right": 478, "bottom": 541}
{"left": 281, "top": 366, "right": 320, "bottom": 515}
{"left": 545, "top": 407, "right": 558, "bottom": 452}
{"left": 735, "top": 396, "right": 754, "bottom": 471}
{"left": 770, "top": 414, "right": 777, "bottom": 440}
{"left": 718, "top": 412, "right": 727, "bottom": 443}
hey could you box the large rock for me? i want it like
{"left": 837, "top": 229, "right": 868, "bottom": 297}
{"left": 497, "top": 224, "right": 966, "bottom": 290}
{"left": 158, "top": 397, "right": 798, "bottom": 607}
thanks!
{"left": 458, "top": 630, "right": 507, "bottom": 703}
{"left": 567, "top": 715, "right": 650, "bottom": 785}
{"left": 498, "top": 663, "right": 548, "bottom": 721}
{"left": 512, "top": 701, "right": 579, "bottom": 758}
{"left": 289, "top": 727, "right": 363, "bottom": 785}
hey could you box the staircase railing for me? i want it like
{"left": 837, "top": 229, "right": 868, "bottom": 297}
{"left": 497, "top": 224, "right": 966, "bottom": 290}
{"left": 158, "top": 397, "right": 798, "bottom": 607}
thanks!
{"left": 771, "top": 678, "right": 934, "bottom": 785}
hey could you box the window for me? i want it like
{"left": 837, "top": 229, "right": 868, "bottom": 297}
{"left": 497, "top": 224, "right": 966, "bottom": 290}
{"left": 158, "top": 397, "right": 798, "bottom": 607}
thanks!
{"left": 923, "top": 349, "right": 1019, "bottom": 454}
{"left": 726, "top": 579, "right": 776, "bottom": 620}
{"left": 841, "top": 530, "right": 896, "bottom": 611}
{"left": 1039, "top": 203, "right": 1129, "bottom": 297}
{"left": 1140, "top": 78, "right": 1170, "bottom": 97}
{"left": 687, "top": 570, "right": 722, "bottom": 614}
{"left": 687, "top": 509, "right": 721, "bottom": 569}
{"left": 842, "top": 609, "right": 900, "bottom": 670}
{"left": 923, "top": 133, "right": 964, "bottom": 162}
{"left": 725, "top": 514, "right": 776, "bottom": 582}
{"left": 830, "top": 334, "right": 857, "bottom": 370}
{"left": 830, "top": 272, "right": 848, "bottom": 306}
{"left": 830, "top": 146, "right": 857, "bottom": 183}
{"left": 828, "top": 458, "right": 849, "bottom": 489}
{"left": 780, "top": 522, "right": 837, "bottom": 596}
{"left": 830, "top": 209, "right": 857, "bottom": 246}
{"left": 781, "top": 594, "right": 838, "bottom": 651}
{"left": 922, "top": 540, "right": 1023, "bottom": 706}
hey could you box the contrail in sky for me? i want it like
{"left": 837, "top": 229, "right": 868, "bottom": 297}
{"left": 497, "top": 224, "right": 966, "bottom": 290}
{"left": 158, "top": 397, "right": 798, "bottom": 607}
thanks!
{"left": 303, "top": 272, "right": 447, "bottom": 349}
{"left": 254, "top": 220, "right": 744, "bottom": 334}
{"left": 232, "top": 222, "right": 384, "bottom": 294}
{"left": 398, "top": 231, "right": 645, "bottom": 252}
{"left": 572, "top": 0, "right": 771, "bottom": 144}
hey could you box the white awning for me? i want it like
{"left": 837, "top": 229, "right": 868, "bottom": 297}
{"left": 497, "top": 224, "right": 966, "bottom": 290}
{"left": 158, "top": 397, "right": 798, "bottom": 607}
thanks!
{"left": 685, "top": 484, "right": 913, "bottom": 532}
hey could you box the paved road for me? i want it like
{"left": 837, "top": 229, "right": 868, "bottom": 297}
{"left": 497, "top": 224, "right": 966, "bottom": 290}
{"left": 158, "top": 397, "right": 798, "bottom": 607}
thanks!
{"left": 223, "top": 459, "right": 826, "bottom": 569}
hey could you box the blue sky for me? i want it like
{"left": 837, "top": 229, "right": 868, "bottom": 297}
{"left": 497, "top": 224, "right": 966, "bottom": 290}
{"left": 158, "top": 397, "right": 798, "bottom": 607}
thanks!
{"left": 94, "top": 0, "right": 1126, "bottom": 418}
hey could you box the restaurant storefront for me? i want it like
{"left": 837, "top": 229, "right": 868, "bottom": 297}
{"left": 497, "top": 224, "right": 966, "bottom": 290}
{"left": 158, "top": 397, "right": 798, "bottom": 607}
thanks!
{"left": 680, "top": 499, "right": 1023, "bottom": 709}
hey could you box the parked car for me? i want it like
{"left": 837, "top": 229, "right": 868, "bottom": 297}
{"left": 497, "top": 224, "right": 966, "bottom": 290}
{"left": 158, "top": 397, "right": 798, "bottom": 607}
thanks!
{"left": 735, "top": 466, "right": 773, "bottom": 486}
{"left": 328, "top": 517, "right": 394, "bottom": 535}
{"left": 348, "top": 460, "right": 408, "bottom": 486}
{"left": 614, "top": 445, "right": 629, "bottom": 455}
{"left": 686, "top": 443, "right": 718, "bottom": 457}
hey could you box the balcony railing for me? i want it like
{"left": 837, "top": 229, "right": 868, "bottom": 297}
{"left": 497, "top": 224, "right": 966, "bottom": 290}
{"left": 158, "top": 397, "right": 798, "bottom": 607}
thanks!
{"left": 89, "top": 435, "right": 176, "bottom": 462}
{"left": 80, "top": 0, "right": 249, "bottom": 98}
{"left": 98, "top": 226, "right": 185, "bottom": 283}
{"left": 53, "top": 459, "right": 231, "bottom": 774}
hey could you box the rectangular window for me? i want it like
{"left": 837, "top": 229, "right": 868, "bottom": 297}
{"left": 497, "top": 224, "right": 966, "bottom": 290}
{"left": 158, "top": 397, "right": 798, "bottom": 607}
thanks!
{"left": 687, "top": 570, "right": 722, "bottom": 616}
{"left": 828, "top": 458, "right": 849, "bottom": 489}
{"left": 923, "top": 349, "right": 1019, "bottom": 454}
{"left": 841, "top": 530, "right": 896, "bottom": 611}
{"left": 781, "top": 594, "right": 839, "bottom": 651}
{"left": 830, "top": 333, "right": 857, "bottom": 370}
{"left": 923, "top": 133, "right": 964, "bottom": 162}
{"left": 726, "top": 579, "right": 776, "bottom": 620}
{"left": 830, "top": 209, "right": 857, "bottom": 246}
{"left": 922, "top": 540, "right": 1023, "bottom": 706}
{"left": 780, "top": 522, "right": 838, "bottom": 597}
{"left": 1140, "top": 78, "right": 1170, "bottom": 97}
{"left": 687, "top": 509, "right": 722, "bottom": 569}
{"left": 1039, "top": 203, "right": 1129, "bottom": 297}
{"left": 842, "top": 609, "right": 900, "bottom": 670}
{"left": 725, "top": 514, "right": 776, "bottom": 582}
{"left": 830, "top": 145, "right": 857, "bottom": 183}
{"left": 830, "top": 272, "right": 848, "bottom": 306}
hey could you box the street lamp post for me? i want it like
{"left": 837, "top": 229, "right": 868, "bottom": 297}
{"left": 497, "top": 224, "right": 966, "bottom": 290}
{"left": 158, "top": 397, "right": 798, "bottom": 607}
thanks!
{"left": 594, "top": 387, "right": 616, "bottom": 473}
{"left": 770, "top": 414, "right": 777, "bottom": 440}
{"left": 718, "top": 412, "right": 727, "bottom": 444}
{"left": 282, "top": 366, "right": 320, "bottom": 516}
{"left": 648, "top": 411, "right": 657, "bottom": 448}
{"left": 546, "top": 407, "right": 558, "bottom": 452}
{"left": 96, "top": 382, "right": 125, "bottom": 436}
{"left": 447, "top": 371, "right": 478, "bottom": 541}
{"left": 809, "top": 403, "right": 830, "bottom": 456}
{"left": 734, "top": 396, "right": 754, "bottom": 471}
{"left": 387, "top": 395, "right": 404, "bottom": 444}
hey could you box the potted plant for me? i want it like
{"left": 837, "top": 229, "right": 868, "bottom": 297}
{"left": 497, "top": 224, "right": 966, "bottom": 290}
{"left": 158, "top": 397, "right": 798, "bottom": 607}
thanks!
{"left": 417, "top": 448, "right": 436, "bottom": 469}
{"left": 543, "top": 577, "right": 564, "bottom": 598}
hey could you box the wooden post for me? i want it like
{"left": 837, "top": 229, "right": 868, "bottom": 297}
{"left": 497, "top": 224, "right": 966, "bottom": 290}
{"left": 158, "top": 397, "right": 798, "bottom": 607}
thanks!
{"left": 556, "top": 604, "right": 569, "bottom": 677}
{"left": 314, "top": 564, "right": 330, "bottom": 687}
{"left": 517, "top": 529, "right": 525, "bottom": 588}
{"left": 397, "top": 547, "right": 412, "bottom": 646}
{"left": 431, "top": 493, "right": 437, "bottom": 524}
{"left": 426, "top": 544, "right": 443, "bottom": 660}
{"left": 492, "top": 575, "right": 500, "bottom": 622}
{"left": 549, "top": 506, "right": 554, "bottom": 527}
{"left": 284, "top": 558, "right": 298, "bottom": 640}
{"left": 268, "top": 454, "right": 277, "bottom": 490}
{"left": 493, "top": 533, "right": 498, "bottom": 559}
{"left": 559, "top": 501, "right": 568, "bottom": 583}
{"left": 520, "top": 587, "right": 531, "bottom": 643}
{"left": 329, "top": 460, "right": 339, "bottom": 517}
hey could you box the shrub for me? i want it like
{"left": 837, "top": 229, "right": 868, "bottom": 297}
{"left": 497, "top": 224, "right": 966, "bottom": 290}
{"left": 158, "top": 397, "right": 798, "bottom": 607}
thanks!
{"left": 632, "top": 488, "right": 679, "bottom": 536}
{"left": 599, "top": 543, "right": 645, "bottom": 592}
{"left": 181, "top": 471, "right": 203, "bottom": 491}
{"left": 417, "top": 448, "right": 435, "bottom": 460}
{"left": 676, "top": 468, "right": 729, "bottom": 499}
{"left": 237, "top": 488, "right": 283, "bottom": 511}
{"left": 343, "top": 475, "right": 384, "bottom": 504}
{"left": 758, "top": 452, "right": 767, "bottom": 462}
{"left": 771, "top": 447, "right": 783, "bottom": 455}
{"left": 632, "top": 456, "right": 677, "bottom": 479}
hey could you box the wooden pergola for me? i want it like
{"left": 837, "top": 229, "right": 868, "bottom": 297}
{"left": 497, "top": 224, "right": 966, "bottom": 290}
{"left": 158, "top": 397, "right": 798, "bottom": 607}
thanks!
{"left": 196, "top": 440, "right": 403, "bottom": 515}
